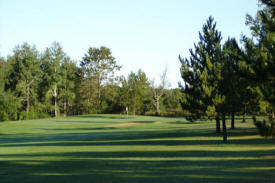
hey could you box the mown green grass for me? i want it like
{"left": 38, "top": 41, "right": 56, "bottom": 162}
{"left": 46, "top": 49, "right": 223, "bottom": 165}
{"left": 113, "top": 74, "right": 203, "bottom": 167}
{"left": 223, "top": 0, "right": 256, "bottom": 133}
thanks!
{"left": 0, "top": 114, "right": 274, "bottom": 183}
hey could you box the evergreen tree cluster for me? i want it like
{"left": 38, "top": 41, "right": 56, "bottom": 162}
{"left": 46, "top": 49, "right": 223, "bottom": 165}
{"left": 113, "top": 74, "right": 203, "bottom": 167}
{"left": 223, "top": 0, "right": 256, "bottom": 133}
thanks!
{"left": 179, "top": 0, "right": 275, "bottom": 140}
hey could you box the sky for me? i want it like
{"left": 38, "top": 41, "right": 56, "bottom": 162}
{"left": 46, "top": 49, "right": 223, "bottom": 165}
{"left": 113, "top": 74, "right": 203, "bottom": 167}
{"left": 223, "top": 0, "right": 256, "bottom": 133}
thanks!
{"left": 0, "top": 0, "right": 258, "bottom": 88}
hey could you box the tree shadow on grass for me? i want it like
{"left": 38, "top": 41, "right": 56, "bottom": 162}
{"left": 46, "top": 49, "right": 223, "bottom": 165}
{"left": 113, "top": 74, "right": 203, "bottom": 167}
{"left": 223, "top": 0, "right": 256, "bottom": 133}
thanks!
{"left": 1, "top": 149, "right": 275, "bottom": 159}
{"left": 0, "top": 126, "right": 274, "bottom": 147}
{"left": 1, "top": 137, "right": 275, "bottom": 147}
{"left": 0, "top": 128, "right": 220, "bottom": 144}
{"left": 1, "top": 150, "right": 275, "bottom": 183}
{"left": 229, "top": 128, "right": 259, "bottom": 136}
{"left": 1, "top": 120, "right": 275, "bottom": 183}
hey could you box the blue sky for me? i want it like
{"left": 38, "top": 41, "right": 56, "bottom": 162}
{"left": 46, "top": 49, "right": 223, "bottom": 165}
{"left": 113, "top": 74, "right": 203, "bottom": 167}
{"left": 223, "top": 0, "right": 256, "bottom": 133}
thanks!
{"left": 0, "top": 0, "right": 258, "bottom": 88}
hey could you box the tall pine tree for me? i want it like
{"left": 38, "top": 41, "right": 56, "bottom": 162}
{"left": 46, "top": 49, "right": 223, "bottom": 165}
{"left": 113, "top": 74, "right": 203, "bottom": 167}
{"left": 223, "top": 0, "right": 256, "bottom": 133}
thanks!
{"left": 241, "top": 0, "right": 275, "bottom": 136}
{"left": 179, "top": 16, "right": 225, "bottom": 137}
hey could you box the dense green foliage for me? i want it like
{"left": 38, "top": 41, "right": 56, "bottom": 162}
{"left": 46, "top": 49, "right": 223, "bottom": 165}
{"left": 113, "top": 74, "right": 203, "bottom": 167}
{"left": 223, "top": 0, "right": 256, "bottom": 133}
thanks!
{"left": 241, "top": 0, "right": 275, "bottom": 136}
{"left": 253, "top": 116, "right": 275, "bottom": 137}
{"left": 120, "top": 70, "right": 152, "bottom": 115}
{"left": 179, "top": 17, "right": 224, "bottom": 123}
{"left": 80, "top": 46, "right": 121, "bottom": 113}
{"left": 0, "top": 43, "right": 183, "bottom": 120}
{"left": 179, "top": 17, "right": 241, "bottom": 141}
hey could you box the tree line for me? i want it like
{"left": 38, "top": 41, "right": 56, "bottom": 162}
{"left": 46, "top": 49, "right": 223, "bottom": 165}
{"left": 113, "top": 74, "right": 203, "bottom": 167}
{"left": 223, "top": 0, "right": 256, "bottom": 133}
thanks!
{"left": 180, "top": 0, "right": 274, "bottom": 140}
{"left": 0, "top": 43, "right": 183, "bottom": 121}
{"left": 0, "top": 0, "right": 273, "bottom": 140}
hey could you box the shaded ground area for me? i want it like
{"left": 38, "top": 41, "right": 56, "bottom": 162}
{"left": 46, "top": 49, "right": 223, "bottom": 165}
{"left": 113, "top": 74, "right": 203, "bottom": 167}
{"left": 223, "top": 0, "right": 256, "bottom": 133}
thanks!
{"left": 0, "top": 114, "right": 274, "bottom": 183}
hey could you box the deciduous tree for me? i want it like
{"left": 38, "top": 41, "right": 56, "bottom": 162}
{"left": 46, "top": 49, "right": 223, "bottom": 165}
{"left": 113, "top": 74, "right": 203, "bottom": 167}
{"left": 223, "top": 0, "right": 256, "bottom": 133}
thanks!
{"left": 41, "top": 42, "right": 66, "bottom": 117}
{"left": 6, "top": 43, "right": 41, "bottom": 112}
{"left": 80, "top": 47, "right": 121, "bottom": 113}
{"left": 151, "top": 67, "right": 169, "bottom": 116}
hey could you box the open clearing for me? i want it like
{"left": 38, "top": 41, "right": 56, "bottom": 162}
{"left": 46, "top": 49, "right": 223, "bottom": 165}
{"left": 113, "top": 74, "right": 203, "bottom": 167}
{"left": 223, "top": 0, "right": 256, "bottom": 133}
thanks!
{"left": 0, "top": 114, "right": 274, "bottom": 183}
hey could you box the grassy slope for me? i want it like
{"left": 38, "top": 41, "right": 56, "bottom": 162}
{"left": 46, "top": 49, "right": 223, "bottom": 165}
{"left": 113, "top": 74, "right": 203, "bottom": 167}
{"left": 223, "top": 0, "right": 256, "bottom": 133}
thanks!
{"left": 0, "top": 114, "right": 274, "bottom": 183}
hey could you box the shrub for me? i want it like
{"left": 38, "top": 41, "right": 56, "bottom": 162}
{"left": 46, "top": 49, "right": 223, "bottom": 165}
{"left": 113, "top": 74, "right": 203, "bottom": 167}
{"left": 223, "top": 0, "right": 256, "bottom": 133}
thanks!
{"left": 19, "top": 111, "right": 37, "bottom": 120}
{"left": 19, "top": 111, "right": 28, "bottom": 120}
{"left": 19, "top": 111, "right": 50, "bottom": 120}
{"left": 0, "top": 111, "right": 9, "bottom": 121}
{"left": 37, "top": 112, "right": 50, "bottom": 119}
{"left": 253, "top": 116, "right": 275, "bottom": 137}
{"left": 145, "top": 110, "right": 186, "bottom": 117}
{"left": 0, "top": 93, "right": 19, "bottom": 121}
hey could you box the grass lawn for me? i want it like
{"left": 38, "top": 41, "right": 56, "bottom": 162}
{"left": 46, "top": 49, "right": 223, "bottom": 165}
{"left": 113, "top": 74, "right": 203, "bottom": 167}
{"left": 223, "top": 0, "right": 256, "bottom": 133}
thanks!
{"left": 0, "top": 114, "right": 274, "bottom": 183}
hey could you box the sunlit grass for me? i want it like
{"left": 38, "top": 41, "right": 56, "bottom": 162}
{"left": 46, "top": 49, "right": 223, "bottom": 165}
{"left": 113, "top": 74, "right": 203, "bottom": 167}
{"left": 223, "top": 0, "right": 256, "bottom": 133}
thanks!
{"left": 0, "top": 114, "right": 274, "bottom": 183}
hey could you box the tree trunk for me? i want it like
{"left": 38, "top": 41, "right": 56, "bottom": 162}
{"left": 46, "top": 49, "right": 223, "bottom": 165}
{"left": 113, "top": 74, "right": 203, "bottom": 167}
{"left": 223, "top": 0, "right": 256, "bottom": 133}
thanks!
{"left": 222, "top": 113, "right": 227, "bottom": 142}
{"left": 216, "top": 116, "right": 221, "bottom": 133}
{"left": 54, "top": 85, "right": 58, "bottom": 117}
{"left": 231, "top": 112, "right": 235, "bottom": 129}
{"left": 156, "top": 96, "right": 160, "bottom": 116}
{"left": 54, "top": 66, "right": 58, "bottom": 117}
{"left": 98, "top": 85, "right": 100, "bottom": 107}
{"left": 133, "top": 93, "right": 136, "bottom": 116}
{"left": 97, "top": 75, "right": 101, "bottom": 112}
{"left": 64, "top": 100, "right": 67, "bottom": 117}
{"left": 26, "top": 80, "right": 34, "bottom": 112}
{"left": 242, "top": 104, "right": 246, "bottom": 122}
{"left": 26, "top": 84, "right": 30, "bottom": 112}
{"left": 64, "top": 77, "right": 67, "bottom": 117}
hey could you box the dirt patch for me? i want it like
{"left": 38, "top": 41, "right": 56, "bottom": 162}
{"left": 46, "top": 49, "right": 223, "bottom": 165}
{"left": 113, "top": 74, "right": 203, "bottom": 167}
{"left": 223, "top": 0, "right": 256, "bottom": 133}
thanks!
{"left": 132, "top": 121, "right": 155, "bottom": 123}
{"left": 106, "top": 122, "right": 140, "bottom": 128}
{"left": 106, "top": 121, "right": 161, "bottom": 128}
